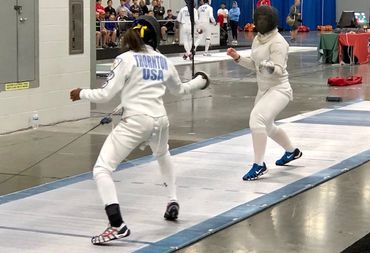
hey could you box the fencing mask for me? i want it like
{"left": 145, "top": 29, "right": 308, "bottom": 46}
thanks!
{"left": 254, "top": 6, "right": 279, "bottom": 34}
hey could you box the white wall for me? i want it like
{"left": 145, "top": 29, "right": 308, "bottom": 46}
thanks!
{"left": 0, "top": 0, "right": 91, "bottom": 134}
{"left": 336, "top": 0, "right": 370, "bottom": 22}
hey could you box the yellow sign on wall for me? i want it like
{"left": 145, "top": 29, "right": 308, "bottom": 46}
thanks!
{"left": 5, "top": 82, "right": 30, "bottom": 91}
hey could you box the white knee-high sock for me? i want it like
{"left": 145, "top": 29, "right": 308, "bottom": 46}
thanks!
{"left": 94, "top": 167, "right": 119, "bottom": 205}
{"left": 269, "top": 127, "right": 295, "bottom": 153}
{"left": 252, "top": 131, "right": 267, "bottom": 166}
{"left": 184, "top": 37, "right": 191, "bottom": 55}
{"left": 156, "top": 152, "right": 177, "bottom": 201}
{"left": 205, "top": 39, "right": 211, "bottom": 52}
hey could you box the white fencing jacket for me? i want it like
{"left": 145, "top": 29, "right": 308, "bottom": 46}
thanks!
{"left": 198, "top": 3, "right": 215, "bottom": 24}
{"left": 237, "top": 28, "right": 292, "bottom": 99}
{"left": 81, "top": 45, "right": 206, "bottom": 118}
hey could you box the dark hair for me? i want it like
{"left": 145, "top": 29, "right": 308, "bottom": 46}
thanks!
{"left": 107, "top": 0, "right": 112, "bottom": 4}
{"left": 121, "top": 28, "right": 146, "bottom": 52}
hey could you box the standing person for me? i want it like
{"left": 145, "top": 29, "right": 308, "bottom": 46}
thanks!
{"left": 195, "top": 0, "right": 216, "bottom": 56}
{"left": 177, "top": 4, "right": 198, "bottom": 60}
{"left": 256, "top": 0, "right": 271, "bottom": 7}
{"left": 289, "top": 0, "right": 301, "bottom": 42}
{"left": 227, "top": 6, "right": 302, "bottom": 181}
{"left": 229, "top": 1, "right": 240, "bottom": 45}
{"left": 70, "top": 15, "right": 210, "bottom": 245}
{"left": 217, "top": 2, "right": 228, "bottom": 31}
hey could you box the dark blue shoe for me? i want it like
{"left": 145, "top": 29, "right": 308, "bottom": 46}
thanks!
{"left": 243, "top": 163, "right": 267, "bottom": 181}
{"left": 164, "top": 201, "right": 179, "bottom": 221}
{"left": 276, "top": 148, "right": 302, "bottom": 166}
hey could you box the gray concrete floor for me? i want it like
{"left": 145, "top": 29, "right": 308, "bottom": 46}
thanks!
{"left": 0, "top": 31, "right": 369, "bottom": 252}
{"left": 0, "top": 35, "right": 368, "bottom": 192}
{"left": 0, "top": 32, "right": 369, "bottom": 196}
{"left": 178, "top": 161, "right": 370, "bottom": 253}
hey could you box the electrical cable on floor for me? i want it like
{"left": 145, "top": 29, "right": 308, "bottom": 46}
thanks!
{"left": 0, "top": 115, "right": 114, "bottom": 186}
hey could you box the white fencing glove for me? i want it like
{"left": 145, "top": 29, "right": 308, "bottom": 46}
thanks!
{"left": 259, "top": 60, "right": 275, "bottom": 74}
{"left": 194, "top": 71, "right": 210, "bottom": 90}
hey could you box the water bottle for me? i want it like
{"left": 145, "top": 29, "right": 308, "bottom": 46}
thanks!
{"left": 32, "top": 112, "right": 39, "bottom": 129}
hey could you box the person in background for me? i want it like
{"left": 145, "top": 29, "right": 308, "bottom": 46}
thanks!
{"left": 194, "top": 0, "right": 216, "bottom": 56}
{"left": 117, "top": 9, "right": 130, "bottom": 39}
{"left": 148, "top": 0, "right": 156, "bottom": 12}
{"left": 130, "top": 0, "right": 141, "bottom": 14}
{"left": 147, "top": 10, "right": 155, "bottom": 17}
{"left": 256, "top": 0, "right": 271, "bottom": 7}
{"left": 139, "top": 0, "right": 149, "bottom": 15}
{"left": 153, "top": 0, "right": 165, "bottom": 21}
{"left": 96, "top": 12, "right": 103, "bottom": 48}
{"left": 105, "top": 0, "right": 116, "bottom": 17}
{"left": 289, "top": 0, "right": 301, "bottom": 42}
{"left": 131, "top": 10, "right": 140, "bottom": 20}
{"left": 161, "top": 9, "right": 178, "bottom": 42}
{"left": 177, "top": 3, "right": 198, "bottom": 60}
{"left": 105, "top": 14, "right": 118, "bottom": 47}
{"left": 97, "top": 9, "right": 108, "bottom": 48}
{"left": 96, "top": 0, "right": 105, "bottom": 12}
{"left": 117, "top": 0, "right": 132, "bottom": 18}
{"left": 229, "top": 1, "right": 240, "bottom": 45}
{"left": 217, "top": 2, "right": 228, "bottom": 31}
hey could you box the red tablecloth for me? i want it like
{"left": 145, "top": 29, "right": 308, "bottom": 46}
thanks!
{"left": 338, "top": 33, "right": 370, "bottom": 64}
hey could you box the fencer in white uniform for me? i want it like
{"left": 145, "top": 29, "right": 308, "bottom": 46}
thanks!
{"left": 70, "top": 16, "right": 210, "bottom": 244}
{"left": 227, "top": 6, "right": 302, "bottom": 181}
{"left": 195, "top": 0, "right": 216, "bottom": 56}
{"left": 177, "top": 5, "right": 198, "bottom": 60}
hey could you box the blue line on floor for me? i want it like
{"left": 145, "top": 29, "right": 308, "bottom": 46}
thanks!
{"left": 134, "top": 149, "right": 370, "bottom": 253}
{"left": 0, "top": 225, "right": 154, "bottom": 245}
{"left": 0, "top": 129, "right": 249, "bottom": 205}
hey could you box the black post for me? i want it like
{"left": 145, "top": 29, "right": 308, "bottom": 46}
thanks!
{"left": 185, "top": 0, "right": 195, "bottom": 78}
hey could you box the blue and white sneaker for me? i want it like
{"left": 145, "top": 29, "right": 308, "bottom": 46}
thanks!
{"left": 275, "top": 148, "right": 302, "bottom": 166}
{"left": 242, "top": 162, "right": 268, "bottom": 181}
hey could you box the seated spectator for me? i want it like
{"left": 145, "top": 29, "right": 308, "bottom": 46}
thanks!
{"left": 139, "top": 0, "right": 148, "bottom": 15}
{"left": 148, "top": 0, "right": 156, "bottom": 12}
{"left": 117, "top": 0, "right": 132, "bottom": 18}
{"left": 105, "top": 14, "right": 118, "bottom": 47}
{"left": 96, "top": 0, "right": 104, "bottom": 12}
{"left": 96, "top": 12, "right": 102, "bottom": 48}
{"left": 131, "top": 10, "right": 140, "bottom": 20}
{"left": 97, "top": 9, "right": 108, "bottom": 48}
{"left": 117, "top": 9, "right": 130, "bottom": 38}
{"left": 161, "top": 9, "right": 178, "bottom": 43}
{"left": 130, "top": 0, "right": 141, "bottom": 14}
{"left": 104, "top": 0, "right": 116, "bottom": 17}
{"left": 153, "top": 0, "right": 165, "bottom": 21}
{"left": 147, "top": 10, "right": 154, "bottom": 17}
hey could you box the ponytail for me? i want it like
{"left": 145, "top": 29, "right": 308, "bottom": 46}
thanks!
{"left": 121, "top": 28, "right": 146, "bottom": 52}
